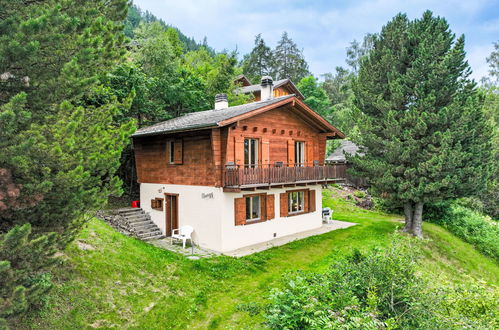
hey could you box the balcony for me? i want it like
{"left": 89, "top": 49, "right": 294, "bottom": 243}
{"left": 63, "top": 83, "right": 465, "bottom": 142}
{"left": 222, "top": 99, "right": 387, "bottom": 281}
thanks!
{"left": 223, "top": 163, "right": 347, "bottom": 191}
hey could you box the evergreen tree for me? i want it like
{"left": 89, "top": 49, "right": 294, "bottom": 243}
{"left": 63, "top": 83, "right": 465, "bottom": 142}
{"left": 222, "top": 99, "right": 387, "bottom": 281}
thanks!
{"left": 241, "top": 34, "right": 274, "bottom": 83}
{"left": 273, "top": 32, "right": 310, "bottom": 82}
{"left": 486, "top": 40, "right": 499, "bottom": 85}
{"left": 0, "top": 0, "right": 133, "bottom": 322}
{"left": 350, "top": 11, "right": 494, "bottom": 237}
{"left": 297, "top": 76, "right": 333, "bottom": 120}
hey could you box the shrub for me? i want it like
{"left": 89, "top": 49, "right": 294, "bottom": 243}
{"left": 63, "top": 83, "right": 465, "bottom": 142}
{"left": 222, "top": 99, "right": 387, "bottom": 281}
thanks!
{"left": 353, "top": 190, "right": 366, "bottom": 199}
{"left": 265, "top": 235, "right": 442, "bottom": 329}
{"left": 434, "top": 278, "right": 499, "bottom": 328}
{"left": 425, "top": 201, "right": 499, "bottom": 261}
{"left": 264, "top": 234, "right": 498, "bottom": 329}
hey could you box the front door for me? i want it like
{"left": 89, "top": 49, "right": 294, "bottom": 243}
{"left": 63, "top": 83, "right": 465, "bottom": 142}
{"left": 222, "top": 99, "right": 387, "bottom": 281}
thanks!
{"left": 165, "top": 194, "right": 178, "bottom": 237}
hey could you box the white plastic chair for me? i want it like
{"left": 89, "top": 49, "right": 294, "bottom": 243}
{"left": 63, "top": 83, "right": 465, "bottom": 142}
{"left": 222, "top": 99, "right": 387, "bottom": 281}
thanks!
{"left": 171, "top": 225, "right": 194, "bottom": 249}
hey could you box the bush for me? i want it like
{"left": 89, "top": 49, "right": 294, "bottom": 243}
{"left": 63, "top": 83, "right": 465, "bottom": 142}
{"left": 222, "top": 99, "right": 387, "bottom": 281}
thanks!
{"left": 265, "top": 235, "right": 442, "bottom": 329}
{"left": 425, "top": 201, "right": 499, "bottom": 261}
{"left": 263, "top": 234, "right": 498, "bottom": 329}
{"left": 353, "top": 190, "right": 366, "bottom": 199}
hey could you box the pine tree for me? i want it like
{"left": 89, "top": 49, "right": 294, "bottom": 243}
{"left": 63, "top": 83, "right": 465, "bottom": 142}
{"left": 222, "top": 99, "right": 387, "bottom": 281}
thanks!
{"left": 272, "top": 32, "right": 310, "bottom": 82}
{"left": 0, "top": 0, "right": 133, "bottom": 322}
{"left": 241, "top": 34, "right": 274, "bottom": 83}
{"left": 350, "top": 11, "right": 494, "bottom": 237}
{"left": 486, "top": 40, "right": 499, "bottom": 85}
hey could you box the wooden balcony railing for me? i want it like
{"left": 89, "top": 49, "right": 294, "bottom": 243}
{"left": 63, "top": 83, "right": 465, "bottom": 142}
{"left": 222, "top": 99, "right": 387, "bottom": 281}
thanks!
{"left": 223, "top": 163, "right": 347, "bottom": 188}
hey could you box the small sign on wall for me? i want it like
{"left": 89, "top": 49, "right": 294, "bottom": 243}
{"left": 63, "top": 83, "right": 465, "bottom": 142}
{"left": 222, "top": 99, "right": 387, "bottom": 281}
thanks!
{"left": 202, "top": 193, "right": 214, "bottom": 199}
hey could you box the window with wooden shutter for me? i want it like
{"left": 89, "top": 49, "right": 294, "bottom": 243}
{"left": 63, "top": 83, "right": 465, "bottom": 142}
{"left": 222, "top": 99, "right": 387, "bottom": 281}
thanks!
{"left": 280, "top": 192, "right": 288, "bottom": 217}
{"left": 173, "top": 139, "right": 183, "bottom": 164}
{"left": 234, "top": 197, "right": 246, "bottom": 226}
{"left": 151, "top": 198, "right": 163, "bottom": 210}
{"left": 266, "top": 194, "right": 275, "bottom": 220}
{"left": 309, "top": 189, "right": 316, "bottom": 212}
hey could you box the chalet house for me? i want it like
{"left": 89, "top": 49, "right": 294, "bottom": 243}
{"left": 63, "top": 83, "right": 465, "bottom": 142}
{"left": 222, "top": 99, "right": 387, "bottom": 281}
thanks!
{"left": 234, "top": 74, "right": 305, "bottom": 101}
{"left": 132, "top": 76, "right": 346, "bottom": 253}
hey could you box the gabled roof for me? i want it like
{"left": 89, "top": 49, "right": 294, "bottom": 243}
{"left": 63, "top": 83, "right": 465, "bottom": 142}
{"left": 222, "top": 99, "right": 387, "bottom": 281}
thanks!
{"left": 133, "top": 95, "right": 293, "bottom": 137}
{"left": 234, "top": 74, "right": 252, "bottom": 87}
{"left": 132, "top": 94, "right": 345, "bottom": 138}
{"left": 235, "top": 78, "right": 305, "bottom": 100}
{"left": 326, "top": 140, "right": 362, "bottom": 162}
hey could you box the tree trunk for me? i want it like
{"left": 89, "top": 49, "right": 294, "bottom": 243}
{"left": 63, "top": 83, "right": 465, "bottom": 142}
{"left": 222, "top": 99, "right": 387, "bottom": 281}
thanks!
{"left": 411, "top": 202, "right": 424, "bottom": 238}
{"left": 402, "top": 203, "right": 413, "bottom": 233}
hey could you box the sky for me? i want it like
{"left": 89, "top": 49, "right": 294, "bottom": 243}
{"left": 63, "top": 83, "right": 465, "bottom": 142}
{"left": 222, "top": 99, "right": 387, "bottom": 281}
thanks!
{"left": 133, "top": 0, "right": 499, "bottom": 81}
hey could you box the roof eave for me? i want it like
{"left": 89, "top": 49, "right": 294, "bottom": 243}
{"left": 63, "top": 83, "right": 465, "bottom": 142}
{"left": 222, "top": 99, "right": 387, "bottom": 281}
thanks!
{"left": 132, "top": 123, "right": 218, "bottom": 138}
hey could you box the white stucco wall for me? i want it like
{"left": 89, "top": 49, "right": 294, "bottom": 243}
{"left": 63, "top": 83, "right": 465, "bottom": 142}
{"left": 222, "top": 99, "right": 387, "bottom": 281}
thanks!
{"left": 140, "top": 183, "right": 323, "bottom": 253}
{"left": 220, "top": 185, "right": 323, "bottom": 252}
{"left": 140, "top": 183, "right": 224, "bottom": 251}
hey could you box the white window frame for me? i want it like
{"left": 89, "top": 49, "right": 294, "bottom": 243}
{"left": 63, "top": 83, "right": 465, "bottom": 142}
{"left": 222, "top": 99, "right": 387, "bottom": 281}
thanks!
{"left": 168, "top": 140, "right": 175, "bottom": 164}
{"left": 244, "top": 138, "right": 259, "bottom": 168}
{"left": 295, "top": 141, "right": 305, "bottom": 166}
{"left": 245, "top": 195, "right": 261, "bottom": 221}
{"left": 288, "top": 191, "right": 305, "bottom": 214}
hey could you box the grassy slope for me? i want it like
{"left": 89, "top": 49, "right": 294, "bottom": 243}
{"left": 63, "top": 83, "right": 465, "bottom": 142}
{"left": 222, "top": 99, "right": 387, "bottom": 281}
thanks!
{"left": 18, "top": 189, "right": 498, "bottom": 329}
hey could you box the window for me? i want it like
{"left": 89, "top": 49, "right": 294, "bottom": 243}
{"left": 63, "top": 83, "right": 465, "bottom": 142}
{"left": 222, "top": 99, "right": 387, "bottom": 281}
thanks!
{"left": 151, "top": 198, "right": 164, "bottom": 210}
{"left": 295, "top": 141, "right": 305, "bottom": 166}
{"left": 244, "top": 138, "right": 258, "bottom": 168}
{"left": 288, "top": 191, "right": 304, "bottom": 214}
{"left": 168, "top": 140, "right": 175, "bottom": 164}
{"left": 245, "top": 195, "right": 261, "bottom": 221}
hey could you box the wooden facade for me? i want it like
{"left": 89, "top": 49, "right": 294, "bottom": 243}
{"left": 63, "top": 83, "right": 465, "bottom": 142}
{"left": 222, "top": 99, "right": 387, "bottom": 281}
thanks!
{"left": 133, "top": 97, "right": 345, "bottom": 191}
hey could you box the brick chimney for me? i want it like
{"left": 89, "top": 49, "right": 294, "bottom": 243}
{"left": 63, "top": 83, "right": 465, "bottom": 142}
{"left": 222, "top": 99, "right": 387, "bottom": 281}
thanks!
{"left": 214, "top": 93, "right": 228, "bottom": 110}
{"left": 260, "top": 76, "right": 273, "bottom": 100}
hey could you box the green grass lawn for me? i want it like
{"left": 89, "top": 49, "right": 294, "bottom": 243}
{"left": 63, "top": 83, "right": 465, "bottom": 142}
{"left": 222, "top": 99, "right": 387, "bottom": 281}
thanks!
{"left": 17, "top": 188, "right": 498, "bottom": 329}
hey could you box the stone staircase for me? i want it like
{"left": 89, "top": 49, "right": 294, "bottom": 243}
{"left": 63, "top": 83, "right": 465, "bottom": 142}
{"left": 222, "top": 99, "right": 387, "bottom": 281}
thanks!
{"left": 116, "top": 208, "right": 164, "bottom": 241}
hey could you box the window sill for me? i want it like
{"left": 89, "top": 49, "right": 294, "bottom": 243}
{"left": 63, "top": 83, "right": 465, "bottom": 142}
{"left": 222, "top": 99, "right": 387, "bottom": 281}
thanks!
{"left": 244, "top": 218, "right": 266, "bottom": 225}
{"left": 287, "top": 211, "right": 309, "bottom": 217}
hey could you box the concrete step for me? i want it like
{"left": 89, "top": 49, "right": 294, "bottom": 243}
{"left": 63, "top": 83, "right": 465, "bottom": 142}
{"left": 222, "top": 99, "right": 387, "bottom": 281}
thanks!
{"left": 143, "top": 234, "right": 165, "bottom": 241}
{"left": 125, "top": 215, "right": 150, "bottom": 223}
{"left": 137, "top": 229, "right": 162, "bottom": 239}
{"left": 119, "top": 210, "right": 145, "bottom": 216}
{"left": 133, "top": 224, "right": 158, "bottom": 232}
{"left": 129, "top": 220, "right": 155, "bottom": 228}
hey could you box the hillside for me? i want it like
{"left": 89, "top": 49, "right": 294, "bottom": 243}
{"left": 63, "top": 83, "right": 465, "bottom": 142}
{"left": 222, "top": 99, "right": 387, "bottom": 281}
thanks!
{"left": 16, "top": 188, "right": 498, "bottom": 329}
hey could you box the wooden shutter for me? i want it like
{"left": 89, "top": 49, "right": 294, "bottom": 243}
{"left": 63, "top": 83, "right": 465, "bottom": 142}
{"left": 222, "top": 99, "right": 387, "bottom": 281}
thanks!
{"left": 280, "top": 192, "right": 288, "bottom": 217}
{"left": 260, "top": 194, "right": 267, "bottom": 220}
{"left": 173, "top": 139, "right": 183, "bottom": 164}
{"left": 234, "top": 197, "right": 246, "bottom": 226}
{"left": 234, "top": 136, "right": 244, "bottom": 166}
{"left": 307, "top": 141, "right": 314, "bottom": 166}
{"left": 304, "top": 190, "right": 309, "bottom": 213}
{"left": 266, "top": 194, "right": 275, "bottom": 220}
{"left": 262, "top": 138, "right": 270, "bottom": 165}
{"left": 309, "top": 189, "right": 316, "bottom": 212}
{"left": 287, "top": 140, "right": 295, "bottom": 166}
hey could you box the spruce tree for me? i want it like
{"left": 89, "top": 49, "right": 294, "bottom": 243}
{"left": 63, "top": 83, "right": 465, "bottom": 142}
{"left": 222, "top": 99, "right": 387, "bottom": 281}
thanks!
{"left": 350, "top": 11, "right": 494, "bottom": 237}
{"left": 273, "top": 32, "right": 310, "bottom": 82}
{"left": 0, "top": 0, "right": 133, "bottom": 322}
{"left": 241, "top": 34, "right": 274, "bottom": 83}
